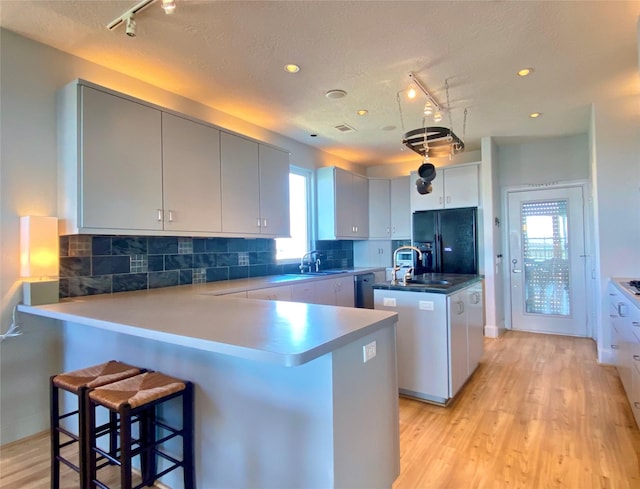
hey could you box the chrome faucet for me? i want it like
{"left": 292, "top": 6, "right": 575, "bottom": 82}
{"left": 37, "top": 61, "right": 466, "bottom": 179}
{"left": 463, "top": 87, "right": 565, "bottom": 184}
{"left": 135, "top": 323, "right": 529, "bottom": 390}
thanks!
{"left": 391, "top": 246, "right": 423, "bottom": 285}
{"left": 300, "top": 250, "right": 319, "bottom": 273}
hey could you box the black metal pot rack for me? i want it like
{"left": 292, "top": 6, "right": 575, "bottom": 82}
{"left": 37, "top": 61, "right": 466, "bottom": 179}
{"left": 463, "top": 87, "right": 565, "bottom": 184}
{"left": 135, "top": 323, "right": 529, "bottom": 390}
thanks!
{"left": 402, "top": 126, "right": 464, "bottom": 158}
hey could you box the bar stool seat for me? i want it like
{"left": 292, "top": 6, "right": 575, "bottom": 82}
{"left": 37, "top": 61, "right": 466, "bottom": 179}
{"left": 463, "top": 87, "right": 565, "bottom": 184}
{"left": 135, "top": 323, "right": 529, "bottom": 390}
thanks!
{"left": 51, "top": 360, "right": 144, "bottom": 489}
{"left": 87, "top": 371, "right": 195, "bottom": 489}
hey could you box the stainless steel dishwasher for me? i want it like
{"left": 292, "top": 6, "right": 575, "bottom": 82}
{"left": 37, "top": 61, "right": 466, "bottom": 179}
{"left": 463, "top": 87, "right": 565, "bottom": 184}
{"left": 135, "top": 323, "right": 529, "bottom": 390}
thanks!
{"left": 354, "top": 273, "right": 375, "bottom": 309}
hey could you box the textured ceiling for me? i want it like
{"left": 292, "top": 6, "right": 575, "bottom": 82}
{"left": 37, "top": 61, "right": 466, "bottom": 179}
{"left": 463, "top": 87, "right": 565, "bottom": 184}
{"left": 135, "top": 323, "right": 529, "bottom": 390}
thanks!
{"left": 1, "top": 0, "right": 639, "bottom": 166}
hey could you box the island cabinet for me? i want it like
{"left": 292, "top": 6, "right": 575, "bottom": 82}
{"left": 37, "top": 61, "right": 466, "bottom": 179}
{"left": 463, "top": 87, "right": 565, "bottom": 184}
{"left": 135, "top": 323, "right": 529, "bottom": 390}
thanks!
{"left": 58, "top": 81, "right": 223, "bottom": 235}
{"left": 220, "top": 132, "right": 290, "bottom": 237}
{"left": 317, "top": 167, "right": 369, "bottom": 240}
{"left": 609, "top": 281, "right": 640, "bottom": 427}
{"left": 373, "top": 279, "right": 484, "bottom": 405}
{"left": 410, "top": 164, "right": 479, "bottom": 212}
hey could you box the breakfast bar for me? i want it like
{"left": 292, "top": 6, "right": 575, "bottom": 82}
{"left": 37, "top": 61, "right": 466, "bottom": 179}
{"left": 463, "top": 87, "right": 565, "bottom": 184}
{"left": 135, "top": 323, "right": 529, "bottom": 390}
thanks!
{"left": 18, "top": 286, "right": 400, "bottom": 488}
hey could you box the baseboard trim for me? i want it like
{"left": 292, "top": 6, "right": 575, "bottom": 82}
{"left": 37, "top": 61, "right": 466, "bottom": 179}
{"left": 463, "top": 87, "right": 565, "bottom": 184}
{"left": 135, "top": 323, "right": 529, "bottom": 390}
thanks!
{"left": 484, "top": 324, "right": 506, "bottom": 338}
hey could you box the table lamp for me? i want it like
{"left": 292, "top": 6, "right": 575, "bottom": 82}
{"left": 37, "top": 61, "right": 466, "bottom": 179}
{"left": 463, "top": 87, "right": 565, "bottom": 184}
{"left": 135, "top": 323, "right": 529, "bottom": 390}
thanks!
{"left": 20, "top": 216, "right": 59, "bottom": 306}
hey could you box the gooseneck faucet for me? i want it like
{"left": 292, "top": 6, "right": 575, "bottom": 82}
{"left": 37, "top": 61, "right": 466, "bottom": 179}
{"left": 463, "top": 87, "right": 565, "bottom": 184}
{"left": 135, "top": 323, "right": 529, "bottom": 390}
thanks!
{"left": 300, "top": 250, "right": 320, "bottom": 273}
{"left": 391, "top": 246, "right": 423, "bottom": 285}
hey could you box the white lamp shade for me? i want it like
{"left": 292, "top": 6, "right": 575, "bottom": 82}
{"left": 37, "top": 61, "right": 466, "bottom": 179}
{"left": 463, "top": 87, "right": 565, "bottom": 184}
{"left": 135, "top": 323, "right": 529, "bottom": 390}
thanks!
{"left": 20, "top": 216, "right": 59, "bottom": 278}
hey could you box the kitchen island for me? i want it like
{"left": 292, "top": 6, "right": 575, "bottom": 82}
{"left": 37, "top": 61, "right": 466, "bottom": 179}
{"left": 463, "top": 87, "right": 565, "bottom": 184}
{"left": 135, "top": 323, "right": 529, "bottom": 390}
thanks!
{"left": 374, "top": 274, "right": 484, "bottom": 405}
{"left": 18, "top": 284, "right": 400, "bottom": 488}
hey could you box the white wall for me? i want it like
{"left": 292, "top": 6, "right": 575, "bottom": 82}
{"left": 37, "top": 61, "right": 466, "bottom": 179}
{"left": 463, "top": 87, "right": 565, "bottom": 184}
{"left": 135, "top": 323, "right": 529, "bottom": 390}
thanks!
{"left": 0, "top": 29, "right": 356, "bottom": 444}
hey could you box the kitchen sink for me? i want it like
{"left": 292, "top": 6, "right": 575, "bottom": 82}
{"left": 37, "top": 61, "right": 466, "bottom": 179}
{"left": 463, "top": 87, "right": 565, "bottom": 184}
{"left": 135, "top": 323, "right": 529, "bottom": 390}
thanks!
{"left": 406, "top": 279, "right": 450, "bottom": 285}
{"left": 300, "top": 270, "right": 349, "bottom": 276}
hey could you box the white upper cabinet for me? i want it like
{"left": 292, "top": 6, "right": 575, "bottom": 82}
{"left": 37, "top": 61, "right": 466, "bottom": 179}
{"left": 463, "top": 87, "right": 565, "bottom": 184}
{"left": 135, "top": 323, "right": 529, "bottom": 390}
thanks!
{"left": 58, "top": 79, "right": 289, "bottom": 237}
{"left": 220, "top": 132, "right": 290, "bottom": 237}
{"left": 68, "top": 84, "right": 164, "bottom": 232}
{"left": 390, "top": 176, "right": 411, "bottom": 239}
{"left": 162, "top": 112, "right": 221, "bottom": 233}
{"left": 410, "top": 164, "right": 479, "bottom": 212}
{"left": 317, "top": 167, "right": 369, "bottom": 240}
{"left": 221, "top": 132, "right": 261, "bottom": 234}
{"left": 258, "top": 145, "right": 290, "bottom": 237}
{"left": 368, "top": 179, "right": 392, "bottom": 239}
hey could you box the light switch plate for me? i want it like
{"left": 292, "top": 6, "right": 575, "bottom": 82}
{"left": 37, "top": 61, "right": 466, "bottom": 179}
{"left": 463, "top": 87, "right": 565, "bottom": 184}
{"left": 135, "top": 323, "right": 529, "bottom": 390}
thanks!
{"left": 419, "top": 300, "right": 434, "bottom": 311}
{"left": 383, "top": 297, "right": 396, "bottom": 307}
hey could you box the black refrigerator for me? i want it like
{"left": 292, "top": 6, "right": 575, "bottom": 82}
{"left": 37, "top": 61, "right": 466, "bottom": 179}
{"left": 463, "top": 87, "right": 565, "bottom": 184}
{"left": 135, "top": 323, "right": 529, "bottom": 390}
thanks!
{"left": 412, "top": 207, "right": 478, "bottom": 274}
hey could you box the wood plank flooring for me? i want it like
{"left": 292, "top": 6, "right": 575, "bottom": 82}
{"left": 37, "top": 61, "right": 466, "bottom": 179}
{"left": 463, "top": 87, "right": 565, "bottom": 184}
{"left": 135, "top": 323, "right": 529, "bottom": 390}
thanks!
{"left": 1, "top": 331, "right": 639, "bottom": 488}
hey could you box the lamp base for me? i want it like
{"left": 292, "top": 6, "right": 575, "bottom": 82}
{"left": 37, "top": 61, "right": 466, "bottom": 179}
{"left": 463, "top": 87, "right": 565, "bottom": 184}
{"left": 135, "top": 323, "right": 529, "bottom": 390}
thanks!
{"left": 23, "top": 280, "right": 59, "bottom": 306}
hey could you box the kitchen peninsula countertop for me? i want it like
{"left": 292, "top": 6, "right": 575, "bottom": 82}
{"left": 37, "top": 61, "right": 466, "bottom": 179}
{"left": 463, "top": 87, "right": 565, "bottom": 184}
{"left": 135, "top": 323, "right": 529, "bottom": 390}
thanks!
{"left": 17, "top": 268, "right": 393, "bottom": 367}
{"left": 373, "top": 273, "right": 483, "bottom": 294}
{"left": 611, "top": 277, "right": 640, "bottom": 308}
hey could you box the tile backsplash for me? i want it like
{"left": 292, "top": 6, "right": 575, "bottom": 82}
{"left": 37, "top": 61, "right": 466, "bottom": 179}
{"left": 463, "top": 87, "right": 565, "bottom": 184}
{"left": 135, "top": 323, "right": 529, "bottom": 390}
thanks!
{"left": 59, "top": 235, "right": 353, "bottom": 298}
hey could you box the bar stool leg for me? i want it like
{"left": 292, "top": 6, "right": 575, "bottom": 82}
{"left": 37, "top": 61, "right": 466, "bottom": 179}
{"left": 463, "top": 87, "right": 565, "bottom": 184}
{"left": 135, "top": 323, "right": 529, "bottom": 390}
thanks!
{"left": 87, "top": 399, "right": 97, "bottom": 489}
{"left": 183, "top": 382, "right": 196, "bottom": 489}
{"left": 120, "top": 406, "right": 133, "bottom": 489}
{"left": 140, "top": 406, "right": 156, "bottom": 486}
{"left": 50, "top": 377, "right": 60, "bottom": 489}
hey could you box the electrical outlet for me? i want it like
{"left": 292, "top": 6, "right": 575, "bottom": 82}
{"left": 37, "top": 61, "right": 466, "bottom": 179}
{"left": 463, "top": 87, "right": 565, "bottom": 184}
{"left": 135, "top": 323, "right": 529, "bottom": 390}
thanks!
{"left": 383, "top": 297, "right": 396, "bottom": 307}
{"left": 363, "top": 341, "right": 377, "bottom": 363}
{"left": 419, "top": 300, "right": 434, "bottom": 311}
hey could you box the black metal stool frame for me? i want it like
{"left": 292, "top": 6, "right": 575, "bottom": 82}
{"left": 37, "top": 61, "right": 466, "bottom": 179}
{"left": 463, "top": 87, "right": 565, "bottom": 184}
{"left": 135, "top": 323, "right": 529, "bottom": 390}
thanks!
{"left": 87, "top": 381, "right": 195, "bottom": 489}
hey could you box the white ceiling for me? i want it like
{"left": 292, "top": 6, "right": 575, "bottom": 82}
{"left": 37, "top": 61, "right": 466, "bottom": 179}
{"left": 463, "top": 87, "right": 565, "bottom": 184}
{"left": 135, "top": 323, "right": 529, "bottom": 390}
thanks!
{"left": 1, "top": 1, "right": 639, "bottom": 166}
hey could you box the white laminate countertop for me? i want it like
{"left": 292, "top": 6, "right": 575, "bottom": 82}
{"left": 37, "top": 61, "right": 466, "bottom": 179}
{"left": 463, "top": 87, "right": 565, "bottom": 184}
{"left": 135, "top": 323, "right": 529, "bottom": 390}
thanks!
{"left": 611, "top": 278, "right": 640, "bottom": 309}
{"left": 17, "top": 269, "right": 396, "bottom": 367}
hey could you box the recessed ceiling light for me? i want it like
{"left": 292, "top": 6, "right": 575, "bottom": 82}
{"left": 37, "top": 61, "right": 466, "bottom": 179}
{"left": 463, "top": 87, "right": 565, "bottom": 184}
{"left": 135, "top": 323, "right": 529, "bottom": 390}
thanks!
{"left": 529, "top": 112, "right": 542, "bottom": 118}
{"left": 325, "top": 89, "right": 347, "bottom": 99}
{"left": 357, "top": 109, "right": 368, "bottom": 116}
{"left": 284, "top": 64, "right": 300, "bottom": 73}
{"left": 517, "top": 67, "right": 534, "bottom": 77}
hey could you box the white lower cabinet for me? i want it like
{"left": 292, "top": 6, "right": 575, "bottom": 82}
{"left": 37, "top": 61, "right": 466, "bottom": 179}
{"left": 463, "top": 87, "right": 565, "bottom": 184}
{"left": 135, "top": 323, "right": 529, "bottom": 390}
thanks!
{"left": 373, "top": 280, "right": 484, "bottom": 404}
{"left": 609, "top": 281, "right": 640, "bottom": 428}
{"left": 315, "top": 276, "right": 355, "bottom": 307}
{"left": 247, "top": 286, "right": 292, "bottom": 301}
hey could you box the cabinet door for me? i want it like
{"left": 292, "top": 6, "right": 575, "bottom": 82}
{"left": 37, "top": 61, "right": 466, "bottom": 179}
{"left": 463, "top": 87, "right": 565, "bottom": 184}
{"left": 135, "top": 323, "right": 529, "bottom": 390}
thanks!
{"left": 369, "top": 179, "right": 391, "bottom": 239}
{"left": 409, "top": 170, "right": 444, "bottom": 211}
{"left": 291, "top": 282, "right": 316, "bottom": 303}
{"left": 334, "top": 276, "right": 355, "bottom": 307}
{"left": 444, "top": 165, "right": 479, "bottom": 208}
{"left": 448, "top": 292, "right": 468, "bottom": 397}
{"left": 220, "top": 132, "right": 260, "bottom": 234}
{"left": 81, "top": 86, "right": 163, "bottom": 230}
{"left": 390, "top": 176, "right": 411, "bottom": 239}
{"left": 315, "top": 279, "right": 336, "bottom": 305}
{"left": 632, "top": 360, "right": 640, "bottom": 428}
{"left": 162, "top": 113, "right": 222, "bottom": 233}
{"left": 334, "top": 168, "right": 354, "bottom": 237}
{"left": 259, "top": 145, "right": 290, "bottom": 236}
{"left": 352, "top": 173, "right": 370, "bottom": 237}
{"left": 247, "top": 286, "right": 292, "bottom": 301}
{"left": 466, "top": 283, "right": 484, "bottom": 374}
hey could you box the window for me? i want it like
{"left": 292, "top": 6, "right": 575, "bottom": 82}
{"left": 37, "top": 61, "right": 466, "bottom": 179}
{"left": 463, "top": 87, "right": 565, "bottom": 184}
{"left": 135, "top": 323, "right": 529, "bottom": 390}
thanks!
{"left": 276, "top": 167, "right": 312, "bottom": 261}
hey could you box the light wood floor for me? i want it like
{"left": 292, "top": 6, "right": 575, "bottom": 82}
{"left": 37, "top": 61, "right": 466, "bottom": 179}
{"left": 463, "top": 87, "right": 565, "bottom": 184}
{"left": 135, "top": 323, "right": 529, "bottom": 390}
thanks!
{"left": 1, "top": 331, "right": 639, "bottom": 488}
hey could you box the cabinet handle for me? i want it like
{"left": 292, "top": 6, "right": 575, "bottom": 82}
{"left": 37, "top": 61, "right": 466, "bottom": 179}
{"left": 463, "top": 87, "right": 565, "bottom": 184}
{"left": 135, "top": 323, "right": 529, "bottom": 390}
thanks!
{"left": 386, "top": 227, "right": 390, "bottom": 235}
{"left": 157, "top": 209, "right": 163, "bottom": 222}
{"left": 635, "top": 402, "right": 640, "bottom": 409}
{"left": 263, "top": 218, "right": 268, "bottom": 228}
{"left": 470, "top": 292, "right": 480, "bottom": 304}
{"left": 446, "top": 196, "right": 451, "bottom": 204}
{"left": 168, "top": 210, "right": 174, "bottom": 222}
{"left": 618, "top": 303, "right": 628, "bottom": 317}
{"left": 611, "top": 344, "right": 619, "bottom": 349}
{"left": 392, "top": 226, "right": 396, "bottom": 235}
{"left": 256, "top": 218, "right": 261, "bottom": 228}
{"left": 633, "top": 322, "right": 640, "bottom": 328}
{"left": 634, "top": 355, "right": 640, "bottom": 361}
{"left": 458, "top": 301, "right": 465, "bottom": 314}
{"left": 355, "top": 225, "right": 358, "bottom": 233}
{"left": 439, "top": 196, "right": 443, "bottom": 205}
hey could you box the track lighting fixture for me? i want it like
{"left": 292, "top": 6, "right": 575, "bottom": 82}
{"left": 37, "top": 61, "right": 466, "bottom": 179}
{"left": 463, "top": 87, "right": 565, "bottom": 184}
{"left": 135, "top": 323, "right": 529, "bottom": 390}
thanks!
{"left": 107, "top": 0, "right": 177, "bottom": 35}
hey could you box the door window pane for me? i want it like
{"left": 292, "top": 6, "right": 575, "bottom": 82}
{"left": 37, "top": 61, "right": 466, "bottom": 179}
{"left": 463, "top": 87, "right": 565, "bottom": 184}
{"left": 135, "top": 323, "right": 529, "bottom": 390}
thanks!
{"left": 521, "top": 200, "right": 570, "bottom": 316}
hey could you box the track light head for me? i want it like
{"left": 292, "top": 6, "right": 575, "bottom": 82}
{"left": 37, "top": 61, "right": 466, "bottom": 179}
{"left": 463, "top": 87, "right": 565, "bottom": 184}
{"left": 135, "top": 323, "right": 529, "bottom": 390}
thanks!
{"left": 125, "top": 14, "right": 136, "bottom": 37}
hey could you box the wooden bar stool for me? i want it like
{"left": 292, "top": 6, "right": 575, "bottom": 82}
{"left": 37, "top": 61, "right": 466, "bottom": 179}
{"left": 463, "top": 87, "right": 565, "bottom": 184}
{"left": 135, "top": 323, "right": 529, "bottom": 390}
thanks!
{"left": 86, "top": 371, "right": 195, "bottom": 489}
{"left": 50, "top": 360, "right": 144, "bottom": 489}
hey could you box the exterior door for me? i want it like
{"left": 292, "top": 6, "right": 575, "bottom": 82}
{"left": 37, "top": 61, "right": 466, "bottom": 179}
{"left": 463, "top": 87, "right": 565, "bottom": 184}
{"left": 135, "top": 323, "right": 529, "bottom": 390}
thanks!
{"left": 507, "top": 186, "right": 587, "bottom": 336}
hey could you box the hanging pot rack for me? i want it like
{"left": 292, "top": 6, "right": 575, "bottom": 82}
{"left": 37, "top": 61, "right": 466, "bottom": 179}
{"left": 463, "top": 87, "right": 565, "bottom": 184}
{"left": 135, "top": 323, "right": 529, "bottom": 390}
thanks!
{"left": 402, "top": 126, "right": 465, "bottom": 158}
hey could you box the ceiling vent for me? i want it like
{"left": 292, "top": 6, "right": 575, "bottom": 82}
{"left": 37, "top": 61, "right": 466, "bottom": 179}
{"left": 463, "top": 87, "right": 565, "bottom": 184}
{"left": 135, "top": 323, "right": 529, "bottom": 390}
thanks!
{"left": 334, "top": 123, "right": 356, "bottom": 133}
